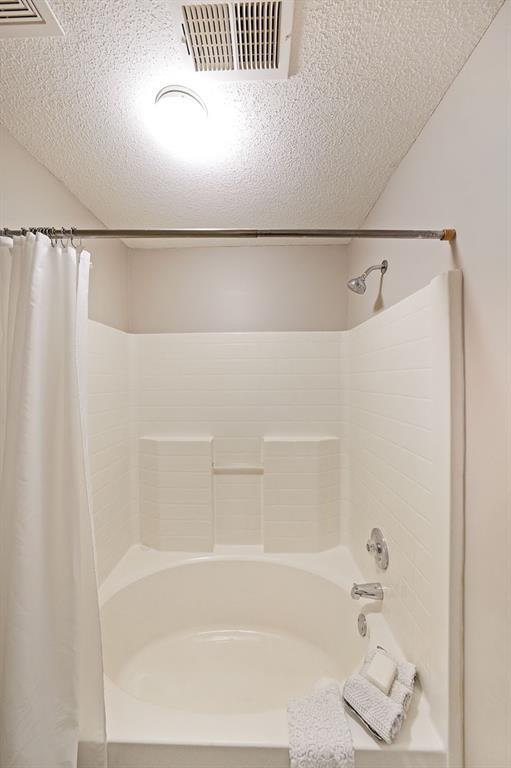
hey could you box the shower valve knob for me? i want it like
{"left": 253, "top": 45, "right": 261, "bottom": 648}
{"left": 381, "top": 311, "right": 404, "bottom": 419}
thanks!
{"left": 366, "top": 528, "right": 389, "bottom": 570}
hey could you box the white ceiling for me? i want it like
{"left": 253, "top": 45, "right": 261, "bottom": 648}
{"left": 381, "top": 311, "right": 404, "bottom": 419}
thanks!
{"left": 0, "top": 0, "right": 502, "bottom": 245}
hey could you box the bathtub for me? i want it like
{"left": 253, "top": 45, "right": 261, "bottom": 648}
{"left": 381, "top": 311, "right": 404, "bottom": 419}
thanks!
{"left": 100, "top": 545, "right": 445, "bottom": 768}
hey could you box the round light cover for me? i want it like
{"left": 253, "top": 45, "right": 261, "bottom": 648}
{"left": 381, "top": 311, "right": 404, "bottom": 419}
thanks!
{"left": 154, "top": 85, "right": 208, "bottom": 125}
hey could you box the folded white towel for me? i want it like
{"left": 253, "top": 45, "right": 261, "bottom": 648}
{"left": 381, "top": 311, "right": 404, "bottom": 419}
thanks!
{"left": 396, "top": 659, "right": 416, "bottom": 691}
{"left": 390, "top": 679, "right": 413, "bottom": 713}
{"left": 288, "top": 682, "right": 354, "bottom": 768}
{"left": 343, "top": 673, "right": 404, "bottom": 744}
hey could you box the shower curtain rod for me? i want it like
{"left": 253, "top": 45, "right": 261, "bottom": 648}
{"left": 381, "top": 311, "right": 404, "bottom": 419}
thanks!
{"left": 1, "top": 227, "right": 457, "bottom": 241}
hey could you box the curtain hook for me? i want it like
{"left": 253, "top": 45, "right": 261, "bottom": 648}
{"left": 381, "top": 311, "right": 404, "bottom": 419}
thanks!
{"left": 70, "top": 227, "right": 82, "bottom": 251}
{"left": 50, "top": 227, "right": 57, "bottom": 248}
{"left": 61, "top": 227, "right": 69, "bottom": 248}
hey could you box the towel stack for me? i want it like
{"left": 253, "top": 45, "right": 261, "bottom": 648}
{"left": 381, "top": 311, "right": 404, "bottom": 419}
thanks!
{"left": 288, "top": 681, "right": 354, "bottom": 768}
{"left": 343, "top": 647, "right": 416, "bottom": 744}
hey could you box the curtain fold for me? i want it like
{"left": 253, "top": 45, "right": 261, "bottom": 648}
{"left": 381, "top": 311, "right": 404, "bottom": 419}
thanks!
{"left": 0, "top": 233, "right": 107, "bottom": 768}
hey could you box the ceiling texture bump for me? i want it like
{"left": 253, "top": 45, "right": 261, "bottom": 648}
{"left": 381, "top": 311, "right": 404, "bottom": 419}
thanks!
{"left": 0, "top": 0, "right": 503, "bottom": 237}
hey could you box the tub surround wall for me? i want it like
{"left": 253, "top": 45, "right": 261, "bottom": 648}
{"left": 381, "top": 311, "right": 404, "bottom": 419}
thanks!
{"left": 89, "top": 327, "right": 348, "bottom": 564}
{"left": 214, "top": 438, "right": 263, "bottom": 545}
{"left": 263, "top": 437, "right": 340, "bottom": 552}
{"left": 139, "top": 437, "right": 214, "bottom": 551}
{"left": 133, "top": 331, "right": 348, "bottom": 548}
{"left": 133, "top": 331, "right": 346, "bottom": 439}
{"left": 88, "top": 322, "right": 137, "bottom": 581}
{"left": 138, "top": 435, "right": 340, "bottom": 552}
{"left": 346, "top": 272, "right": 463, "bottom": 757}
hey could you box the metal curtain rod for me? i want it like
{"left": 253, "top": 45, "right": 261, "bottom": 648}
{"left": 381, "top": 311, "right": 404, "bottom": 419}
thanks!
{"left": 1, "top": 227, "right": 457, "bottom": 241}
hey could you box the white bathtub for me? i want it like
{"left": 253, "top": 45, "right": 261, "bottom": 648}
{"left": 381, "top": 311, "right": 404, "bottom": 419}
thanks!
{"left": 100, "top": 545, "right": 445, "bottom": 768}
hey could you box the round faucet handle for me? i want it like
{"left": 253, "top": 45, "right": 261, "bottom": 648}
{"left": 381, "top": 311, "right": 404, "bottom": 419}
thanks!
{"left": 366, "top": 528, "right": 389, "bottom": 570}
{"left": 367, "top": 539, "right": 383, "bottom": 555}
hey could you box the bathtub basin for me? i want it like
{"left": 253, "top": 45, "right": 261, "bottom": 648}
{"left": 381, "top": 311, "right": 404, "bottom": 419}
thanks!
{"left": 100, "top": 545, "right": 445, "bottom": 768}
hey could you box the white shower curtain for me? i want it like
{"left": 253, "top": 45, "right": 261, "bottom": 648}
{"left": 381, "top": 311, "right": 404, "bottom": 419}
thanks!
{"left": 0, "top": 233, "right": 107, "bottom": 768}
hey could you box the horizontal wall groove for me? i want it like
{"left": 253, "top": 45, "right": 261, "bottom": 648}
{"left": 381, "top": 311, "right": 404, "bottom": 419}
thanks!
{"left": 354, "top": 423, "right": 433, "bottom": 464}
{"left": 89, "top": 438, "right": 130, "bottom": 458}
{"left": 349, "top": 389, "right": 431, "bottom": 401}
{"left": 349, "top": 334, "right": 431, "bottom": 358}
{"left": 352, "top": 461, "right": 431, "bottom": 538}
{"left": 359, "top": 444, "right": 433, "bottom": 496}
{"left": 350, "top": 405, "right": 432, "bottom": 433}
{"left": 349, "top": 366, "right": 432, "bottom": 374}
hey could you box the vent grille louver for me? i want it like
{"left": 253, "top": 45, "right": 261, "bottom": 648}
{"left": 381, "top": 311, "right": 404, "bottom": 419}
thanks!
{"left": 182, "top": 3, "right": 234, "bottom": 72}
{"left": 0, "top": 0, "right": 62, "bottom": 36}
{"left": 0, "top": 0, "right": 44, "bottom": 23}
{"left": 235, "top": 1, "right": 281, "bottom": 70}
{"left": 181, "top": 1, "right": 283, "bottom": 73}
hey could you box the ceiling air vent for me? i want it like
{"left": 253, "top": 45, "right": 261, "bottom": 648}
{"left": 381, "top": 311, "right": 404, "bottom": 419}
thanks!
{"left": 173, "top": 0, "right": 294, "bottom": 80}
{"left": 0, "top": 0, "right": 63, "bottom": 38}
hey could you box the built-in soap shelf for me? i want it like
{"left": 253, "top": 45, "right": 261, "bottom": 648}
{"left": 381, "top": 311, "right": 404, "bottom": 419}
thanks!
{"left": 212, "top": 464, "right": 264, "bottom": 475}
{"left": 138, "top": 435, "right": 340, "bottom": 553}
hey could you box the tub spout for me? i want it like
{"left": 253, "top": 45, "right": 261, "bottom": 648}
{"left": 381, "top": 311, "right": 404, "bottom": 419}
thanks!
{"left": 351, "top": 582, "right": 384, "bottom": 601}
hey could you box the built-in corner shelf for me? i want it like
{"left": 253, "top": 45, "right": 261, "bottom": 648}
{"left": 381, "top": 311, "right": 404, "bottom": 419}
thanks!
{"left": 137, "top": 434, "right": 340, "bottom": 554}
{"left": 212, "top": 464, "right": 264, "bottom": 475}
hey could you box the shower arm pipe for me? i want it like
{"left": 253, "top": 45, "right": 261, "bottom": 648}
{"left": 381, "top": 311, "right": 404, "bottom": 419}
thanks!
{"left": 362, "top": 261, "right": 388, "bottom": 279}
{"left": 1, "top": 227, "right": 457, "bottom": 241}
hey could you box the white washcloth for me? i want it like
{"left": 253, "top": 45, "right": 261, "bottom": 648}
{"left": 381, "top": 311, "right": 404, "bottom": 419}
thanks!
{"left": 288, "top": 682, "right": 354, "bottom": 768}
{"left": 343, "top": 674, "right": 404, "bottom": 744}
{"left": 362, "top": 647, "right": 417, "bottom": 706}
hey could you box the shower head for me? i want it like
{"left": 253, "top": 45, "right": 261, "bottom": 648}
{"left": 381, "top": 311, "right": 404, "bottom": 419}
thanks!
{"left": 347, "top": 275, "right": 367, "bottom": 294}
{"left": 347, "top": 260, "right": 388, "bottom": 294}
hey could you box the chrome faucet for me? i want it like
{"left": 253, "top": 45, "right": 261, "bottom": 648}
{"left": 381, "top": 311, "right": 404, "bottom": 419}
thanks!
{"left": 351, "top": 582, "right": 384, "bottom": 601}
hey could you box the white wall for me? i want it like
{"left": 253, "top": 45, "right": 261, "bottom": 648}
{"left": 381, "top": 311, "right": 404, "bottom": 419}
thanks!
{"left": 139, "top": 436, "right": 214, "bottom": 552}
{"left": 214, "top": 437, "right": 262, "bottom": 545}
{"left": 263, "top": 436, "right": 341, "bottom": 552}
{"left": 88, "top": 327, "right": 348, "bottom": 561}
{"left": 347, "top": 272, "right": 463, "bottom": 757}
{"left": 0, "top": 128, "right": 349, "bottom": 335}
{"left": 345, "top": 4, "right": 510, "bottom": 766}
{"left": 88, "top": 322, "right": 137, "bottom": 581}
{"left": 0, "top": 126, "right": 129, "bottom": 331}
{"left": 127, "top": 245, "right": 349, "bottom": 332}
{"left": 133, "top": 331, "right": 348, "bottom": 550}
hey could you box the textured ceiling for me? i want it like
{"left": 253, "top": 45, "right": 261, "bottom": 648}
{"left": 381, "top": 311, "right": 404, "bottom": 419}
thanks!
{"left": 0, "top": 0, "right": 503, "bottom": 242}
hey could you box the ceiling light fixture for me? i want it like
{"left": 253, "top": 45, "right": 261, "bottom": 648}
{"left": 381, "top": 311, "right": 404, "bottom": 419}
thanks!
{"left": 155, "top": 84, "right": 207, "bottom": 125}
{"left": 151, "top": 84, "right": 210, "bottom": 161}
{"left": 144, "top": 80, "right": 237, "bottom": 163}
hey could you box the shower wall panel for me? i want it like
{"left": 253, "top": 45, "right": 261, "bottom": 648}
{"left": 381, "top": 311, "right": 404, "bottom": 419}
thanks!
{"left": 132, "top": 331, "right": 349, "bottom": 548}
{"left": 139, "top": 436, "right": 214, "bottom": 551}
{"left": 346, "top": 271, "right": 463, "bottom": 751}
{"left": 263, "top": 437, "right": 340, "bottom": 552}
{"left": 87, "top": 322, "right": 137, "bottom": 581}
{"left": 213, "top": 438, "right": 262, "bottom": 545}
